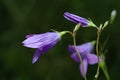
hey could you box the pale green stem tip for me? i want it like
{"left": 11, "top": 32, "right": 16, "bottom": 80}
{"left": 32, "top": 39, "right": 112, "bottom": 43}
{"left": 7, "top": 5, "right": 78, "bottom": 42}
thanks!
{"left": 91, "top": 40, "right": 96, "bottom": 45}
{"left": 59, "top": 31, "right": 68, "bottom": 36}
{"left": 88, "top": 20, "right": 97, "bottom": 28}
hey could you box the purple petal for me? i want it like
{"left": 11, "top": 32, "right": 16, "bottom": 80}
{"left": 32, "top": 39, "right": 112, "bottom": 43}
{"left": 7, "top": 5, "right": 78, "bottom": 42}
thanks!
{"left": 68, "top": 45, "right": 76, "bottom": 53}
{"left": 79, "top": 58, "right": 88, "bottom": 77}
{"left": 70, "top": 53, "right": 79, "bottom": 62}
{"left": 77, "top": 42, "right": 94, "bottom": 53}
{"left": 68, "top": 42, "right": 94, "bottom": 57}
{"left": 23, "top": 34, "right": 46, "bottom": 45}
{"left": 86, "top": 53, "right": 98, "bottom": 65}
{"left": 32, "top": 48, "right": 42, "bottom": 64}
{"left": 64, "top": 12, "right": 88, "bottom": 26}
{"left": 23, "top": 43, "right": 42, "bottom": 48}
{"left": 32, "top": 43, "right": 54, "bottom": 63}
{"left": 22, "top": 32, "right": 60, "bottom": 48}
{"left": 32, "top": 39, "right": 60, "bottom": 63}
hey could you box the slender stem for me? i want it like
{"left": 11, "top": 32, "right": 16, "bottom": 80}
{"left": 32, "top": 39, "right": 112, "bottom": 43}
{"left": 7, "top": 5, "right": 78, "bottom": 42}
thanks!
{"left": 95, "top": 29, "right": 101, "bottom": 79}
{"left": 72, "top": 34, "right": 87, "bottom": 80}
{"left": 94, "top": 26, "right": 111, "bottom": 80}
{"left": 67, "top": 31, "right": 87, "bottom": 80}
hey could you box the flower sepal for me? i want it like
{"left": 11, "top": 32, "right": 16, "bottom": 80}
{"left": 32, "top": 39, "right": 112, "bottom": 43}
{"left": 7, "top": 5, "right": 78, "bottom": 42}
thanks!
{"left": 59, "top": 31, "right": 68, "bottom": 37}
{"left": 88, "top": 20, "right": 97, "bottom": 28}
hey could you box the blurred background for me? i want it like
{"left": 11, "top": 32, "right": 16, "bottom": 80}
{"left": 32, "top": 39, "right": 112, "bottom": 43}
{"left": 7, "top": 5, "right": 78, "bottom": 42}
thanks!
{"left": 0, "top": 0, "right": 120, "bottom": 80}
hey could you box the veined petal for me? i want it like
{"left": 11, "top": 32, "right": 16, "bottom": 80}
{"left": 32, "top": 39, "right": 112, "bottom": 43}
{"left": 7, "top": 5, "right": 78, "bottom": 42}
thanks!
{"left": 23, "top": 34, "right": 46, "bottom": 44}
{"left": 86, "top": 53, "right": 98, "bottom": 65}
{"left": 22, "top": 32, "right": 60, "bottom": 48}
{"left": 64, "top": 12, "right": 88, "bottom": 26}
{"left": 23, "top": 42, "right": 42, "bottom": 48}
{"left": 32, "top": 48, "right": 42, "bottom": 64}
{"left": 79, "top": 58, "right": 88, "bottom": 77}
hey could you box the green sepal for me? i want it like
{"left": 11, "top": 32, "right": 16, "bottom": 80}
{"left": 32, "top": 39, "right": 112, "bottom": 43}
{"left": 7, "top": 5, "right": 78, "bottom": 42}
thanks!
{"left": 59, "top": 31, "right": 68, "bottom": 37}
{"left": 88, "top": 19, "right": 97, "bottom": 28}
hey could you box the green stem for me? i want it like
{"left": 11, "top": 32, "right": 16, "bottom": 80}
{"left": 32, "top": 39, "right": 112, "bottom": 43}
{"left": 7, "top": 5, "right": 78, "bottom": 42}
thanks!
{"left": 72, "top": 34, "right": 87, "bottom": 80}
{"left": 94, "top": 26, "right": 110, "bottom": 80}
{"left": 66, "top": 30, "right": 87, "bottom": 80}
{"left": 95, "top": 29, "right": 101, "bottom": 79}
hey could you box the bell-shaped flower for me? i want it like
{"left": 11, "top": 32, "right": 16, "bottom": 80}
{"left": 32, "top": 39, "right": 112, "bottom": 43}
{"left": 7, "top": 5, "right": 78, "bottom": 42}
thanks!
{"left": 68, "top": 41, "right": 99, "bottom": 77}
{"left": 22, "top": 32, "right": 66, "bottom": 63}
{"left": 64, "top": 12, "right": 96, "bottom": 27}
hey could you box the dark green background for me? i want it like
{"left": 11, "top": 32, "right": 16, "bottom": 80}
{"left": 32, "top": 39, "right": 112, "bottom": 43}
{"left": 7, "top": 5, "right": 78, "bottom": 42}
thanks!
{"left": 0, "top": 0, "right": 120, "bottom": 80}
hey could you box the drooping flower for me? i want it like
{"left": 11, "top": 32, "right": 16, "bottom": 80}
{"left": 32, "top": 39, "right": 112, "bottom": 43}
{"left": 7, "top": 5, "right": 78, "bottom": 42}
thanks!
{"left": 64, "top": 12, "right": 96, "bottom": 27}
{"left": 68, "top": 41, "right": 99, "bottom": 77}
{"left": 22, "top": 32, "right": 66, "bottom": 64}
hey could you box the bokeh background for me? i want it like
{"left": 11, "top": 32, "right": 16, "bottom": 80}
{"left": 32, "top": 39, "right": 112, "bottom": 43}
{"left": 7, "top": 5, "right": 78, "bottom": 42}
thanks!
{"left": 0, "top": 0, "right": 120, "bottom": 80}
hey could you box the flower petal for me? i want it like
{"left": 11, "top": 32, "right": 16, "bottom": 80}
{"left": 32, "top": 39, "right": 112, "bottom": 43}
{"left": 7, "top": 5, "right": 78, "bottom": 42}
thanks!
{"left": 64, "top": 12, "right": 88, "bottom": 26}
{"left": 22, "top": 32, "right": 60, "bottom": 48}
{"left": 32, "top": 48, "right": 42, "bottom": 64}
{"left": 86, "top": 53, "right": 98, "bottom": 65}
{"left": 23, "top": 34, "right": 46, "bottom": 45}
{"left": 68, "top": 45, "right": 76, "bottom": 53}
{"left": 68, "top": 42, "right": 94, "bottom": 58}
{"left": 77, "top": 42, "right": 94, "bottom": 53}
{"left": 23, "top": 42, "right": 42, "bottom": 48}
{"left": 79, "top": 58, "right": 88, "bottom": 77}
{"left": 70, "top": 53, "right": 79, "bottom": 62}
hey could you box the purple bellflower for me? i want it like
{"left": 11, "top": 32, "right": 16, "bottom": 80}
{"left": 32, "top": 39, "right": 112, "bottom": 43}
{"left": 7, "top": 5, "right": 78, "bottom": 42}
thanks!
{"left": 22, "top": 32, "right": 66, "bottom": 64}
{"left": 68, "top": 41, "right": 99, "bottom": 77}
{"left": 64, "top": 12, "right": 96, "bottom": 27}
